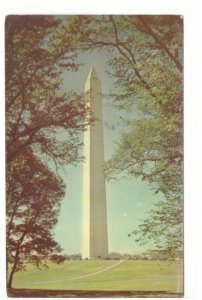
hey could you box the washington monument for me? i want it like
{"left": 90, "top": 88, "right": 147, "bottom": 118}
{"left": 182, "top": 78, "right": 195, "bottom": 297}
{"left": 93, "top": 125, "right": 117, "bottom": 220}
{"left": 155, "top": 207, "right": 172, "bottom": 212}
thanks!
{"left": 82, "top": 67, "right": 108, "bottom": 259}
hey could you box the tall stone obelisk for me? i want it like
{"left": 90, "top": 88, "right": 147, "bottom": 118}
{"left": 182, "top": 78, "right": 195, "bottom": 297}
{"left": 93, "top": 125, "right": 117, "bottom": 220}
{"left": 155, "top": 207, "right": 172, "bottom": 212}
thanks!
{"left": 82, "top": 67, "right": 108, "bottom": 259}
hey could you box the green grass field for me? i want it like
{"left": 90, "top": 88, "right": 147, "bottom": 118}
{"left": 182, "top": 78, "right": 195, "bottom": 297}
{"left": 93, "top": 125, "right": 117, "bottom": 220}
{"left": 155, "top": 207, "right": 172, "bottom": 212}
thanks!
{"left": 10, "top": 260, "right": 183, "bottom": 294}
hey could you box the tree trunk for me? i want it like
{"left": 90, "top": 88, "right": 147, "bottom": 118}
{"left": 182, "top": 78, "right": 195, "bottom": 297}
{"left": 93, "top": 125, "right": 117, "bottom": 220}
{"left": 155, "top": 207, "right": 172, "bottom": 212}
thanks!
{"left": 7, "top": 270, "right": 14, "bottom": 288}
{"left": 7, "top": 249, "right": 19, "bottom": 288}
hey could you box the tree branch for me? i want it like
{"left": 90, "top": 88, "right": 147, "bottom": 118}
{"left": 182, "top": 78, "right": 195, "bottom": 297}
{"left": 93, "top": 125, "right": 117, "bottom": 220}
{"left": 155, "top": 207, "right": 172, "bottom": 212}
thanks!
{"left": 137, "top": 16, "right": 183, "bottom": 73}
{"left": 109, "top": 16, "right": 155, "bottom": 97}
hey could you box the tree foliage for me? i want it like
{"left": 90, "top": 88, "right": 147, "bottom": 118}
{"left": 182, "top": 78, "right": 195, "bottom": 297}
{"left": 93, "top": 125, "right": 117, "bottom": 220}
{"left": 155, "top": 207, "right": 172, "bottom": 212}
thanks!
{"left": 68, "top": 15, "right": 183, "bottom": 252}
{"left": 6, "top": 15, "right": 90, "bottom": 167}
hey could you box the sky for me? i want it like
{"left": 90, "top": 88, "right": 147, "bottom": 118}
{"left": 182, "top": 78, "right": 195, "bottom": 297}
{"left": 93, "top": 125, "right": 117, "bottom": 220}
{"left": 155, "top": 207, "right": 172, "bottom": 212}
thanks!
{"left": 53, "top": 49, "right": 165, "bottom": 255}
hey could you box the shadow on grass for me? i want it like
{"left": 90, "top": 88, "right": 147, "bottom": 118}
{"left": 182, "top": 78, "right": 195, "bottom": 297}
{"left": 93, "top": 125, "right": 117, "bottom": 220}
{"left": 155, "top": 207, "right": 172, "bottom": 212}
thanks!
{"left": 7, "top": 288, "right": 183, "bottom": 298}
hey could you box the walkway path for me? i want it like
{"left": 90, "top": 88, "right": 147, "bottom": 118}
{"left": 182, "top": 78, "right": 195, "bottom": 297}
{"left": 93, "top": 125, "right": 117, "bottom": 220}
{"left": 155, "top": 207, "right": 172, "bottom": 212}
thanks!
{"left": 18, "top": 260, "right": 125, "bottom": 286}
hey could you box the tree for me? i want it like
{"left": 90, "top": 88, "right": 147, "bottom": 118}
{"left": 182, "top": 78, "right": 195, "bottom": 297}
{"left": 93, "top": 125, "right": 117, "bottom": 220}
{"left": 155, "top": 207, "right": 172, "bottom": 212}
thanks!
{"left": 7, "top": 150, "right": 65, "bottom": 288}
{"left": 67, "top": 15, "right": 183, "bottom": 252}
{"left": 6, "top": 16, "right": 90, "bottom": 287}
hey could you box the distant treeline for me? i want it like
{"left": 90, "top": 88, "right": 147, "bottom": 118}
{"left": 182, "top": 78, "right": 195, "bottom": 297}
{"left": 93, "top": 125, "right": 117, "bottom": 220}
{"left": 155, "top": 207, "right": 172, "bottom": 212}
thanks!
{"left": 64, "top": 250, "right": 183, "bottom": 261}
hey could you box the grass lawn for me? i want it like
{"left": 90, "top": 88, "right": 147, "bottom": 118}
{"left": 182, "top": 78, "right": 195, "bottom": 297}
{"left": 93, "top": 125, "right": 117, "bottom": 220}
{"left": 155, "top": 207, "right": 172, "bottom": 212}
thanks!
{"left": 9, "top": 260, "right": 183, "bottom": 295}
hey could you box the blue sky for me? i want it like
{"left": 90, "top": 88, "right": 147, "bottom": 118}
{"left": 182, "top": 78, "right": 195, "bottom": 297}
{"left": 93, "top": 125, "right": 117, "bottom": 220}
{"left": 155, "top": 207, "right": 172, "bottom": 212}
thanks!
{"left": 53, "top": 50, "right": 164, "bottom": 255}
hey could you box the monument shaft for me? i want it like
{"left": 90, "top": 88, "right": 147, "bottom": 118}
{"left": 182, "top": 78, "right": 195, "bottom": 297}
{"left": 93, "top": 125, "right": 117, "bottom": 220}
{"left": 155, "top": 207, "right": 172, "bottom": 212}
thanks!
{"left": 82, "top": 67, "right": 108, "bottom": 259}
